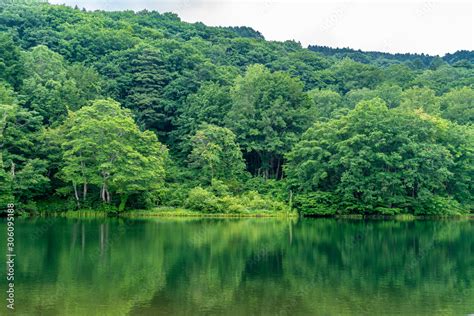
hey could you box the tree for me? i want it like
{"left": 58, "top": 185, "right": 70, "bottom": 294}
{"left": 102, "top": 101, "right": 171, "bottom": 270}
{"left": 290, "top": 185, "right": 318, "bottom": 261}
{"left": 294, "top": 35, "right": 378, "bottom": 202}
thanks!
{"left": 413, "top": 65, "right": 474, "bottom": 94}
{"left": 188, "top": 124, "right": 246, "bottom": 183}
{"left": 382, "top": 64, "right": 415, "bottom": 88}
{"left": 0, "top": 33, "right": 24, "bottom": 89}
{"left": 99, "top": 45, "right": 169, "bottom": 134}
{"left": 286, "top": 98, "right": 470, "bottom": 215}
{"left": 0, "top": 99, "right": 14, "bottom": 206}
{"left": 320, "top": 58, "right": 383, "bottom": 94}
{"left": 440, "top": 87, "right": 474, "bottom": 125}
{"left": 399, "top": 87, "right": 440, "bottom": 114}
{"left": 59, "top": 99, "right": 168, "bottom": 211}
{"left": 308, "top": 89, "right": 343, "bottom": 119}
{"left": 173, "top": 82, "right": 232, "bottom": 153}
{"left": 270, "top": 49, "right": 331, "bottom": 89}
{"left": 21, "top": 45, "right": 103, "bottom": 125}
{"left": 343, "top": 84, "right": 402, "bottom": 109}
{"left": 0, "top": 83, "right": 49, "bottom": 205}
{"left": 226, "top": 64, "right": 312, "bottom": 178}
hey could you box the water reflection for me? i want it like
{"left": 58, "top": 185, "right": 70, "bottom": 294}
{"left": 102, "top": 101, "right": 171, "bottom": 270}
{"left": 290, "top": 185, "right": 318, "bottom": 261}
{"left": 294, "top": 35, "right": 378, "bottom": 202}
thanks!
{"left": 0, "top": 218, "right": 472, "bottom": 315}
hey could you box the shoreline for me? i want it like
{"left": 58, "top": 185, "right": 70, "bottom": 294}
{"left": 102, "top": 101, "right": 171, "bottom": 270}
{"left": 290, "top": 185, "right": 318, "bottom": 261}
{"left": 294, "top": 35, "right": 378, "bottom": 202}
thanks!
{"left": 2, "top": 207, "right": 472, "bottom": 220}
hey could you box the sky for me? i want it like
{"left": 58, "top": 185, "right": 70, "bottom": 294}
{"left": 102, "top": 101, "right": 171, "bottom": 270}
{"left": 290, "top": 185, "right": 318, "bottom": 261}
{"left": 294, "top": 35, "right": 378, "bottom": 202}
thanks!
{"left": 48, "top": 0, "right": 473, "bottom": 56}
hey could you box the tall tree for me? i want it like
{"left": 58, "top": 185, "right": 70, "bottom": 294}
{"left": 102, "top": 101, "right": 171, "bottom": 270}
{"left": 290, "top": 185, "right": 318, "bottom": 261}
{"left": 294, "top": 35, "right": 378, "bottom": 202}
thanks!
{"left": 188, "top": 124, "right": 246, "bottom": 184}
{"left": 226, "top": 64, "right": 312, "bottom": 178}
{"left": 59, "top": 99, "right": 168, "bottom": 210}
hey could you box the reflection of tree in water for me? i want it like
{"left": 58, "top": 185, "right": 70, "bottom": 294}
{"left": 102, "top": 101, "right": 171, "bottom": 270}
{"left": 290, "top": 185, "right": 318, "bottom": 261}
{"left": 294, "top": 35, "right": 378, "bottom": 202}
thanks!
{"left": 4, "top": 218, "right": 473, "bottom": 315}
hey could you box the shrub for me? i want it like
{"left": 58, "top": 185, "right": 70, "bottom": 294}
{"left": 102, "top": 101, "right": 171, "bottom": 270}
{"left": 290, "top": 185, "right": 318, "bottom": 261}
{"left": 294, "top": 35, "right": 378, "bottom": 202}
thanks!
{"left": 241, "top": 191, "right": 289, "bottom": 212}
{"left": 294, "top": 192, "right": 339, "bottom": 216}
{"left": 159, "top": 184, "right": 190, "bottom": 207}
{"left": 243, "top": 177, "right": 288, "bottom": 200}
{"left": 218, "top": 195, "right": 245, "bottom": 213}
{"left": 209, "top": 179, "right": 230, "bottom": 197}
{"left": 185, "top": 187, "right": 221, "bottom": 213}
{"left": 184, "top": 186, "right": 290, "bottom": 214}
{"left": 414, "top": 196, "right": 467, "bottom": 216}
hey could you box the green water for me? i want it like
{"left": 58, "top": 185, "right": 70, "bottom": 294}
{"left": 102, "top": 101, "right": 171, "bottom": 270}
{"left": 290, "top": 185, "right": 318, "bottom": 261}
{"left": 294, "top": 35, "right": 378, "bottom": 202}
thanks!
{"left": 0, "top": 217, "right": 473, "bottom": 315}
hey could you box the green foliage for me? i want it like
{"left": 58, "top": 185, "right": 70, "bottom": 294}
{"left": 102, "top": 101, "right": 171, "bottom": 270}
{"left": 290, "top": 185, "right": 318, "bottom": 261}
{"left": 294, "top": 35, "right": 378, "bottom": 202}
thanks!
{"left": 185, "top": 186, "right": 289, "bottom": 214}
{"left": 0, "top": 83, "right": 49, "bottom": 204}
{"left": 58, "top": 99, "right": 167, "bottom": 210}
{"left": 226, "top": 64, "right": 312, "bottom": 178}
{"left": 0, "top": 32, "right": 24, "bottom": 89}
{"left": 188, "top": 124, "right": 246, "bottom": 183}
{"left": 293, "top": 192, "right": 339, "bottom": 216}
{"left": 240, "top": 190, "right": 288, "bottom": 212}
{"left": 286, "top": 99, "right": 472, "bottom": 215}
{"left": 440, "top": 87, "right": 474, "bottom": 124}
{"left": 0, "top": 2, "right": 472, "bottom": 216}
{"left": 309, "top": 89, "right": 343, "bottom": 119}
{"left": 33, "top": 197, "right": 78, "bottom": 213}
{"left": 412, "top": 65, "right": 474, "bottom": 94}
{"left": 173, "top": 82, "right": 233, "bottom": 151}
{"left": 399, "top": 87, "right": 440, "bottom": 114}
{"left": 21, "top": 45, "right": 103, "bottom": 124}
{"left": 185, "top": 187, "right": 222, "bottom": 213}
{"left": 321, "top": 58, "right": 383, "bottom": 94}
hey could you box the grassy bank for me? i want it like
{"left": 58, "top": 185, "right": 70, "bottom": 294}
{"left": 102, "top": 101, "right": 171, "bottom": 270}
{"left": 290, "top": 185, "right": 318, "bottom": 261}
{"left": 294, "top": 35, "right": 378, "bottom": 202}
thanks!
{"left": 6, "top": 208, "right": 472, "bottom": 219}
{"left": 119, "top": 207, "right": 298, "bottom": 218}
{"left": 5, "top": 206, "right": 297, "bottom": 218}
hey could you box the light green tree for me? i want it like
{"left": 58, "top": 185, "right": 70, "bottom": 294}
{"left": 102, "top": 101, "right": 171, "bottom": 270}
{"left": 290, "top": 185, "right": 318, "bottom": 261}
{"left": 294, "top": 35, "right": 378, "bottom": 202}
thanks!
{"left": 59, "top": 99, "right": 168, "bottom": 211}
{"left": 188, "top": 124, "right": 246, "bottom": 184}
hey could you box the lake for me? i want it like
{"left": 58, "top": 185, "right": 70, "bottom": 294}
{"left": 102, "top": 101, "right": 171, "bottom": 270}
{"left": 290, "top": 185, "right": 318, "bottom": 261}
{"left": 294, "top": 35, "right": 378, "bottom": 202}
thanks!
{"left": 0, "top": 217, "right": 473, "bottom": 315}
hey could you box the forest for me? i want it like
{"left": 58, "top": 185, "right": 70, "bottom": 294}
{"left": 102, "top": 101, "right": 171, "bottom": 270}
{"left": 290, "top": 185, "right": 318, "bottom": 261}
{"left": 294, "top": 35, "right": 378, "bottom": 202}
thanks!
{"left": 0, "top": 1, "right": 472, "bottom": 216}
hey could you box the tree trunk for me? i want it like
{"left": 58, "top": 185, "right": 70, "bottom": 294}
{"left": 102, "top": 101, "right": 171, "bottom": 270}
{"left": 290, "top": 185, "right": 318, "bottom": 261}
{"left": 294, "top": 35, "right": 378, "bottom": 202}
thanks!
{"left": 100, "top": 183, "right": 110, "bottom": 203}
{"left": 73, "top": 183, "right": 80, "bottom": 208}
{"left": 83, "top": 182, "right": 87, "bottom": 201}
{"left": 105, "top": 187, "right": 111, "bottom": 203}
{"left": 100, "top": 185, "right": 105, "bottom": 202}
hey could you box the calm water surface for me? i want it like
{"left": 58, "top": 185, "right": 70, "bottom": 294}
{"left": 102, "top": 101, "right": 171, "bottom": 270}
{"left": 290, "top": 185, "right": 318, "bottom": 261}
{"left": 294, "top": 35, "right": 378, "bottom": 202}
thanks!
{"left": 0, "top": 217, "right": 473, "bottom": 315}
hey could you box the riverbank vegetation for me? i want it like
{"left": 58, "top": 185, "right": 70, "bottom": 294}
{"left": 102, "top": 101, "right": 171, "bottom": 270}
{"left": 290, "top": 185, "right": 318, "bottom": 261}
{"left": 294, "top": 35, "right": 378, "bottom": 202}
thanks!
{"left": 0, "top": 1, "right": 472, "bottom": 216}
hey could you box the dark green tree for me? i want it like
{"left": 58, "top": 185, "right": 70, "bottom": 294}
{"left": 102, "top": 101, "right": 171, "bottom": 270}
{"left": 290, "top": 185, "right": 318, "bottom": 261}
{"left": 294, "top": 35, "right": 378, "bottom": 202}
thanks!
{"left": 226, "top": 64, "right": 312, "bottom": 178}
{"left": 286, "top": 99, "right": 471, "bottom": 215}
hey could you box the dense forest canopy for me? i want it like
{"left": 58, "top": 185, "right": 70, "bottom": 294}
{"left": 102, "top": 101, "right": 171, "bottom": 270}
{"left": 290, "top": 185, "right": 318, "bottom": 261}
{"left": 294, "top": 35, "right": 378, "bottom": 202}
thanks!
{"left": 308, "top": 45, "right": 474, "bottom": 68}
{"left": 0, "top": 1, "right": 472, "bottom": 215}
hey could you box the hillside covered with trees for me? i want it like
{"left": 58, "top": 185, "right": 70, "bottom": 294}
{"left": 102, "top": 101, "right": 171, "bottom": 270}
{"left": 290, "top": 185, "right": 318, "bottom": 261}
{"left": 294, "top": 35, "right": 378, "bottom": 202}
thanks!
{"left": 0, "top": 1, "right": 472, "bottom": 215}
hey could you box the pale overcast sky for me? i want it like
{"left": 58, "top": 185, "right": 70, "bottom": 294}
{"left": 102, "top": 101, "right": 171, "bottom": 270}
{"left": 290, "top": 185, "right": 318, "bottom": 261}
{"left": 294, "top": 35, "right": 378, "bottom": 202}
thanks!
{"left": 48, "top": 0, "right": 473, "bottom": 56}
